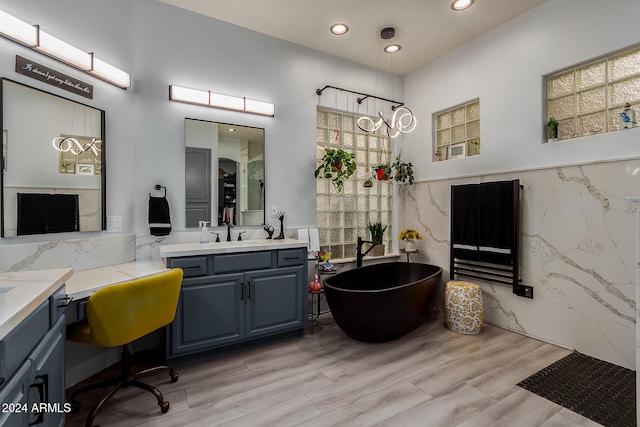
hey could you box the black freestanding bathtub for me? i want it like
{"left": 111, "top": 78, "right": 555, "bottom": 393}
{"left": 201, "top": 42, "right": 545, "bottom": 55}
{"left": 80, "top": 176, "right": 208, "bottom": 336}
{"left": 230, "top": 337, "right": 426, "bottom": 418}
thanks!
{"left": 323, "top": 262, "right": 443, "bottom": 342}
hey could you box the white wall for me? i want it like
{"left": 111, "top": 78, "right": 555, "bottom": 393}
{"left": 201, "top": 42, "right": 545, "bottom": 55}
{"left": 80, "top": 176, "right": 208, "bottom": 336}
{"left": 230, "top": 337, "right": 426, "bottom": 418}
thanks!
{"left": 400, "top": 0, "right": 640, "bottom": 370}
{"left": 0, "top": 0, "right": 399, "bottom": 247}
{"left": 403, "top": 0, "right": 640, "bottom": 182}
{"left": 130, "top": 0, "right": 400, "bottom": 234}
{"left": 0, "top": 0, "right": 135, "bottom": 241}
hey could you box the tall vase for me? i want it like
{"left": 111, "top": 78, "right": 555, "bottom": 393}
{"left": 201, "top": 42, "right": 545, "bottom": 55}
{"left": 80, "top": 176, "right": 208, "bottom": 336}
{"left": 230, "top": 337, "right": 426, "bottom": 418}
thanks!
{"left": 404, "top": 240, "right": 416, "bottom": 252}
{"left": 274, "top": 215, "right": 285, "bottom": 240}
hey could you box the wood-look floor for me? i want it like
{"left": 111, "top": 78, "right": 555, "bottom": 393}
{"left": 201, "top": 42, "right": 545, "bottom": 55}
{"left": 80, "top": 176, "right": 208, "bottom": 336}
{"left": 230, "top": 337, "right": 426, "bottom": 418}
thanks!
{"left": 66, "top": 309, "right": 602, "bottom": 427}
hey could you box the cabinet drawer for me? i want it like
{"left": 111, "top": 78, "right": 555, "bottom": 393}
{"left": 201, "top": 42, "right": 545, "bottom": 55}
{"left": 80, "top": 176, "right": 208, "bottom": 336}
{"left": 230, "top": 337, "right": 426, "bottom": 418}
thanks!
{"left": 0, "top": 301, "right": 48, "bottom": 382}
{"left": 168, "top": 256, "right": 208, "bottom": 277}
{"left": 278, "top": 248, "right": 305, "bottom": 267}
{"left": 49, "top": 285, "right": 68, "bottom": 327}
{"left": 213, "top": 252, "right": 272, "bottom": 274}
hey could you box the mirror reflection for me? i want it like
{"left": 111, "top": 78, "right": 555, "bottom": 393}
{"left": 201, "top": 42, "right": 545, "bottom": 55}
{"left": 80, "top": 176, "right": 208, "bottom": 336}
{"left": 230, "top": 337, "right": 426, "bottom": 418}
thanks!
{"left": 1, "top": 79, "right": 105, "bottom": 237}
{"left": 184, "top": 119, "right": 265, "bottom": 228}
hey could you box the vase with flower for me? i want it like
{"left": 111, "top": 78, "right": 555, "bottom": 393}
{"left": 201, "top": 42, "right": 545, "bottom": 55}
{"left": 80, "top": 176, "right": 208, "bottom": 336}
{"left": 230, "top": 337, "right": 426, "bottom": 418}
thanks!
{"left": 319, "top": 249, "right": 333, "bottom": 272}
{"left": 398, "top": 228, "right": 422, "bottom": 252}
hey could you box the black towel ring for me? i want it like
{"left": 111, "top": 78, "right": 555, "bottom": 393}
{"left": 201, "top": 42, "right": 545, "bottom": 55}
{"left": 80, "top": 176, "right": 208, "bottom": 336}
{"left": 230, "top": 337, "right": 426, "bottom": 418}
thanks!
{"left": 150, "top": 184, "right": 166, "bottom": 198}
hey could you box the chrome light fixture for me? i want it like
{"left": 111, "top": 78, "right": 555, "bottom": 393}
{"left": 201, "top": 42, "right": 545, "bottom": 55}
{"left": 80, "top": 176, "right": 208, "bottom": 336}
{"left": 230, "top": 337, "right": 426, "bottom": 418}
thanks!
{"left": 0, "top": 9, "right": 131, "bottom": 88}
{"left": 356, "top": 27, "right": 416, "bottom": 138}
{"left": 451, "top": 0, "right": 474, "bottom": 11}
{"left": 169, "top": 85, "right": 275, "bottom": 117}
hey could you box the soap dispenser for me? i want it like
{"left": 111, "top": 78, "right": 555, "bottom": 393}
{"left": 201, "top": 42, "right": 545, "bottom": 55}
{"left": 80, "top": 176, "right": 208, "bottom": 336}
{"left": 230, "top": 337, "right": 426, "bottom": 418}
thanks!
{"left": 199, "top": 221, "right": 210, "bottom": 243}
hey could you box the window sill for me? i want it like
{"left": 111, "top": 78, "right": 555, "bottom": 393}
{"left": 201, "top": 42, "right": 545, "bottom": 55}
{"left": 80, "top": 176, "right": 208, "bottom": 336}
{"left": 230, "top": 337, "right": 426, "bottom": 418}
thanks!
{"left": 323, "top": 252, "right": 402, "bottom": 265}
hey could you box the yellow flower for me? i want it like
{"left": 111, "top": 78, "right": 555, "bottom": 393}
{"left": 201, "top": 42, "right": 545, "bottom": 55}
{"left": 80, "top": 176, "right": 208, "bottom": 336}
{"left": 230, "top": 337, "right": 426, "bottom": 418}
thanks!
{"left": 398, "top": 228, "right": 423, "bottom": 241}
{"left": 320, "top": 250, "right": 332, "bottom": 262}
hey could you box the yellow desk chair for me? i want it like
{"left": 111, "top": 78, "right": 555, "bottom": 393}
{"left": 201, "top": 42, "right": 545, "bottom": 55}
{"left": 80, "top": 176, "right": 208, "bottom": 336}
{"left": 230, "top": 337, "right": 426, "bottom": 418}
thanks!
{"left": 67, "top": 268, "right": 183, "bottom": 427}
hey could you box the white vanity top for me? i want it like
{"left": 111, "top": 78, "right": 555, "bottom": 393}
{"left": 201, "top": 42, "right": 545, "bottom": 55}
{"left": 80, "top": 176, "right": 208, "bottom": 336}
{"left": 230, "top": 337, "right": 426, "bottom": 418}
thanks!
{"left": 0, "top": 268, "right": 72, "bottom": 340}
{"left": 65, "top": 260, "right": 168, "bottom": 300}
{"left": 159, "top": 238, "right": 308, "bottom": 258}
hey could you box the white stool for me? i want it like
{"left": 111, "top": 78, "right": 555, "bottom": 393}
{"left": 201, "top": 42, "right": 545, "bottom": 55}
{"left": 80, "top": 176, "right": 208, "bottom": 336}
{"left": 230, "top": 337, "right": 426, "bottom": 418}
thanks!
{"left": 444, "top": 281, "right": 484, "bottom": 334}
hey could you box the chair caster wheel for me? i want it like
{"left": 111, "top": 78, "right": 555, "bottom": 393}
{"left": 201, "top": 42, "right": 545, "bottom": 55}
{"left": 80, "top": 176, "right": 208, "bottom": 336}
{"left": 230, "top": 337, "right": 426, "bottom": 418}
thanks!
{"left": 170, "top": 372, "right": 179, "bottom": 383}
{"left": 161, "top": 401, "right": 170, "bottom": 413}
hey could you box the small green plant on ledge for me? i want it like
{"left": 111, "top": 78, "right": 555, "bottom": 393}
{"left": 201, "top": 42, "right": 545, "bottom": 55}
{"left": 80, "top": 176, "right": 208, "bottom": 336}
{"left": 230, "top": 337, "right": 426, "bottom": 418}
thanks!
{"left": 367, "top": 222, "right": 387, "bottom": 244}
{"left": 314, "top": 148, "right": 357, "bottom": 192}
{"left": 546, "top": 117, "right": 559, "bottom": 140}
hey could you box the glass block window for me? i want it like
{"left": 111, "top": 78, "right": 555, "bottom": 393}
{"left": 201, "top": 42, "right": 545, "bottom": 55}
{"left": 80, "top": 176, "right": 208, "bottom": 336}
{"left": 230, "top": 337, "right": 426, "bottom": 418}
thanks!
{"left": 316, "top": 108, "right": 393, "bottom": 259}
{"left": 434, "top": 99, "right": 480, "bottom": 162}
{"left": 546, "top": 46, "right": 640, "bottom": 141}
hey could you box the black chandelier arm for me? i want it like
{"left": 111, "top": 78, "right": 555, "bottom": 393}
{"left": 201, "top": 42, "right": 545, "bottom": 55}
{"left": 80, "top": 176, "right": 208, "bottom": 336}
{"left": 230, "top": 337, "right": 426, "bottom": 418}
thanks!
{"left": 315, "top": 85, "right": 404, "bottom": 110}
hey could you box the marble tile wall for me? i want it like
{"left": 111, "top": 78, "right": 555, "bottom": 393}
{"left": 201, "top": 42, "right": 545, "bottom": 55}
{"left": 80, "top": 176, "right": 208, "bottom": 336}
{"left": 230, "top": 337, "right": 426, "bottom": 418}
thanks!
{"left": 403, "top": 159, "right": 639, "bottom": 369}
{"left": 0, "top": 234, "right": 135, "bottom": 273}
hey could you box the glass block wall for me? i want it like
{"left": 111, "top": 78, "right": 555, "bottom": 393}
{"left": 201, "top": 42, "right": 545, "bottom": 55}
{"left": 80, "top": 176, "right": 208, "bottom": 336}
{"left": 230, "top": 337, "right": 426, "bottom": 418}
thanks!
{"left": 434, "top": 99, "right": 480, "bottom": 162}
{"left": 316, "top": 108, "right": 393, "bottom": 259}
{"left": 547, "top": 46, "right": 640, "bottom": 140}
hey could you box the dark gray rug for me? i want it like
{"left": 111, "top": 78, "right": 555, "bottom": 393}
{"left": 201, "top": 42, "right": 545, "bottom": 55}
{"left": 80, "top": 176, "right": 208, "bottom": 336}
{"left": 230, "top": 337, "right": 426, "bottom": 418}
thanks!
{"left": 517, "top": 351, "right": 635, "bottom": 427}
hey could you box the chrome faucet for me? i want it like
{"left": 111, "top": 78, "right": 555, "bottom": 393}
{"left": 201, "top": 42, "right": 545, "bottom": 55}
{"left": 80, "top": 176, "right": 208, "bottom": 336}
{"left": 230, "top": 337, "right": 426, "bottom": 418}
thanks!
{"left": 356, "top": 237, "right": 376, "bottom": 268}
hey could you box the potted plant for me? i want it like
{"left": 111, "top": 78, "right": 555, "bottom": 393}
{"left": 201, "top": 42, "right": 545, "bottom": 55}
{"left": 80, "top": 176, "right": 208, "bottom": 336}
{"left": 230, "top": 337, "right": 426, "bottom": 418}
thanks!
{"left": 392, "top": 155, "right": 414, "bottom": 184}
{"left": 373, "top": 164, "right": 392, "bottom": 181}
{"left": 546, "top": 117, "right": 559, "bottom": 141}
{"left": 366, "top": 222, "right": 387, "bottom": 256}
{"left": 398, "top": 228, "right": 423, "bottom": 252}
{"left": 314, "top": 148, "right": 357, "bottom": 192}
{"left": 363, "top": 177, "right": 374, "bottom": 188}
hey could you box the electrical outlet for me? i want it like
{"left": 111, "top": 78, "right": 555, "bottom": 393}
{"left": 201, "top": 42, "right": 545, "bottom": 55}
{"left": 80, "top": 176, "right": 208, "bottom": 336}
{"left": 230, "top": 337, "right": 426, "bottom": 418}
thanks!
{"left": 515, "top": 284, "right": 534, "bottom": 299}
{"left": 271, "top": 206, "right": 278, "bottom": 217}
{"left": 107, "top": 216, "right": 122, "bottom": 233}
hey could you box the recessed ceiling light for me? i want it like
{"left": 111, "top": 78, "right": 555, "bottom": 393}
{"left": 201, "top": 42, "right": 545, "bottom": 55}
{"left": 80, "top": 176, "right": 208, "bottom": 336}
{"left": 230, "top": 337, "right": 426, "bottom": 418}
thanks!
{"left": 451, "top": 0, "right": 474, "bottom": 11}
{"left": 384, "top": 44, "right": 401, "bottom": 54}
{"left": 227, "top": 128, "right": 236, "bottom": 132}
{"left": 330, "top": 23, "right": 349, "bottom": 35}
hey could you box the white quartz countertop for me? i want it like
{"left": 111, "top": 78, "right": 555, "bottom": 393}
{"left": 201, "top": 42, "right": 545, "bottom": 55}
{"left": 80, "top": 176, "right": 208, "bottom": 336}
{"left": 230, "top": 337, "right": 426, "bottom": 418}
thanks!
{"left": 159, "top": 238, "right": 308, "bottom": 258}
{"left": 0, "top": 268, "right": 72, "bottom": 340}
{"left": 65, "top": 260, "right": 168, "bottom": 300}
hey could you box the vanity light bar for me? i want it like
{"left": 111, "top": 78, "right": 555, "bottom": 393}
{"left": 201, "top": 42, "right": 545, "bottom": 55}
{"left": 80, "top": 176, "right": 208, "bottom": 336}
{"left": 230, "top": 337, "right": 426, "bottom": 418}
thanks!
{"left": 0, "top": 10, "right": 37, "bottom": 46}
{"left": 169, "top": 85, "right": 275, "bottom": 117}
{"left": 0, "top": 9, "right": 131, "bottom": 89}
{"left": 36, "top": 29, "right": 92, "bottom": 70}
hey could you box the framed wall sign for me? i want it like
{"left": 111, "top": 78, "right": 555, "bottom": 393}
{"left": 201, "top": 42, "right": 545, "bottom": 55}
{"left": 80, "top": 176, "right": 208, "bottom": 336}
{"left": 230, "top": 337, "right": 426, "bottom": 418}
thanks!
{"left": 448, "top": 142, "right": 466, "bottom": 160}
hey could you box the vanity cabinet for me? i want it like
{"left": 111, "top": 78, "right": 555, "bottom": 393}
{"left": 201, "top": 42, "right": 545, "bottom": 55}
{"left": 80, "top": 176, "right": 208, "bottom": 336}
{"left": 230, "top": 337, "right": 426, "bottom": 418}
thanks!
{"left": 0, "top": 285, "right": 67, "bottom": 427}
{"left": 165, "top": 247, "right": 306, "bottom": 363}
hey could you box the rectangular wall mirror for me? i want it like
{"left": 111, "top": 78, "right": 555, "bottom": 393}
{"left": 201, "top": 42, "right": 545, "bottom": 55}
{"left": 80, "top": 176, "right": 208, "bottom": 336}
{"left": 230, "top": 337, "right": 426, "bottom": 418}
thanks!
{"left": 1, "top": 79, "right": 106, "bottom": 237}
{"left": 185, "top": 118, "right": 265, "bottom": 228}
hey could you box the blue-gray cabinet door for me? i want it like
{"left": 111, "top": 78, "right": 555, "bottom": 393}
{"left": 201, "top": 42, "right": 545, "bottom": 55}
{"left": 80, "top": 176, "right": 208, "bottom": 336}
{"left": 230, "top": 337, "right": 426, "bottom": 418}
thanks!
{"left": 169, "top": 273, "right": 244, "bottom": 357}
{"left": 244, "top": 266, "right": 304, "bottom": 339}
{"left": 27, "top": 315, "right": 65, "bottom": 427}
{"left": 0, "top": 360, "right": 30, "bottom": 427}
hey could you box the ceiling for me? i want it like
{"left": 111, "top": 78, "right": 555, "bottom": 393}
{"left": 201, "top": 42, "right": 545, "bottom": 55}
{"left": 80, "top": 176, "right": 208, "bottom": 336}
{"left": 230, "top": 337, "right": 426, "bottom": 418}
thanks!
{"left": 157, "top": 0, "right": 546, "bottom": 75}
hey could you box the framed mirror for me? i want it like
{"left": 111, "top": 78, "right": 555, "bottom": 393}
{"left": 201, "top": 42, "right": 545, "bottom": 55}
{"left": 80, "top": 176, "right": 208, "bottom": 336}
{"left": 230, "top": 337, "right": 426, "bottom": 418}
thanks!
{"left": 184, "top": 118, "right": 265, "bottom": 228}
{"left": 1, "top": 79, "right": 106, "bottom": 237}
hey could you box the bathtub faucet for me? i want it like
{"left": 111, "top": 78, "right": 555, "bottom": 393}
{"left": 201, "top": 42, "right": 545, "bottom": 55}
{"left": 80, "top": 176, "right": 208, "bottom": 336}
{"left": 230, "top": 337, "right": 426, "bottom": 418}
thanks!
{"left": 356, "top": 237, "right": 376, "bottom": 268}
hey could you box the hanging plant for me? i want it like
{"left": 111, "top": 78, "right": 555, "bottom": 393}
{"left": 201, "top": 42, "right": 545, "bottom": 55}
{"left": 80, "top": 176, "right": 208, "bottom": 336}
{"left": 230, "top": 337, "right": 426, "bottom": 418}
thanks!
{"left": 363, "top": 177, "right": 374, "bottom": 188}
{"left": 314, "top": 148, "right": 357, "bottom": 192}
{"left": 373, "top": 164, "right": 392, "bottom": 181}
{"left": 392, "top": 155, "right": 414, "bottom": 184}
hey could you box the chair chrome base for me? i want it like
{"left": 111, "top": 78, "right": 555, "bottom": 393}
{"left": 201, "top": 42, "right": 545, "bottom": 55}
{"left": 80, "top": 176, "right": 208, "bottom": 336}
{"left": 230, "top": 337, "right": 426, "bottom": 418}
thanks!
{"left": 69, "top": 344, "right": 179, "bottom": 427}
